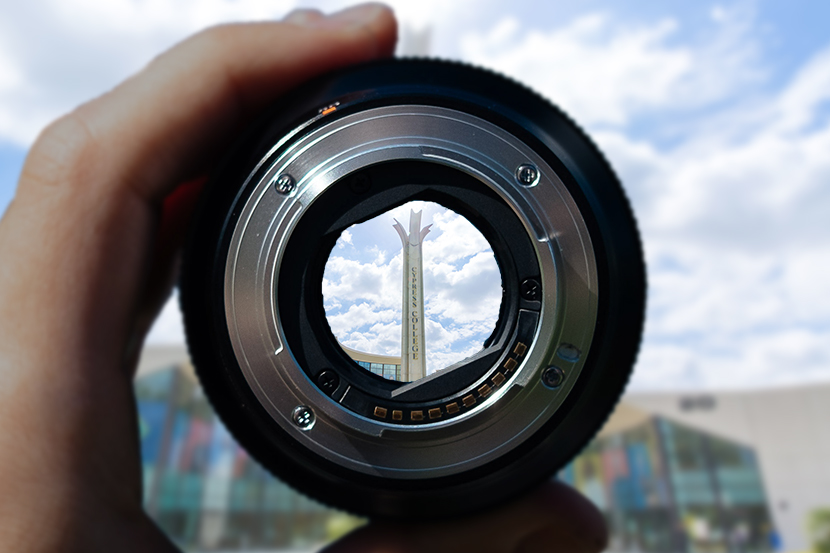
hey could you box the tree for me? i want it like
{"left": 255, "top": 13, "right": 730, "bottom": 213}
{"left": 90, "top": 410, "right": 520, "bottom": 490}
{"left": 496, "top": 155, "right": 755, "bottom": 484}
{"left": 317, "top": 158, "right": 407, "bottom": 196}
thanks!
{"left": 809, "top": 508, "right": 830, "bottom": 553}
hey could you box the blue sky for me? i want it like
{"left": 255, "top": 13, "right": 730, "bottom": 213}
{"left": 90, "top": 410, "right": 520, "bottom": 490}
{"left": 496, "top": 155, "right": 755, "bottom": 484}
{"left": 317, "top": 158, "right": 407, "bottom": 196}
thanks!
{"left": 1, "top": 0, "right": 828, "bottom": 390}
{"left": 0, "top": 144, "right": 24, "bottom": 217}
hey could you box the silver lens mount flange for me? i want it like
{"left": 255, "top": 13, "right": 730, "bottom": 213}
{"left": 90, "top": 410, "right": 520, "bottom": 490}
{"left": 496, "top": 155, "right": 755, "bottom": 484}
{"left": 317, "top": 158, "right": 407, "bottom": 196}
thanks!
{"left": 223, "top": 105, "right": 598, "bottom": 479}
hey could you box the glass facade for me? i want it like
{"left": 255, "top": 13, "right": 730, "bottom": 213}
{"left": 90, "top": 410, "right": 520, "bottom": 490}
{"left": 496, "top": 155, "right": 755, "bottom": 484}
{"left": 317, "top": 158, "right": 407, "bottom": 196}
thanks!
{"left": 138, "top": 366, "right": 774, "bottom": 552}
{"left": 559, "top": 417, "right": 774, "bottom": 553}
{"left": 355, "top": 360, "right": 401, "bottom": 380}
{"left": 136, "top": 368, "right": 362, "bottom": 552}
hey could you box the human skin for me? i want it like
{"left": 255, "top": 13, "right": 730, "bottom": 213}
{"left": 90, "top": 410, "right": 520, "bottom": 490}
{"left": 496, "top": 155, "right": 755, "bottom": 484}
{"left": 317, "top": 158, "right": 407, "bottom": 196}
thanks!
{"left": 0, "top": 4, "right": 607, "bottom": 552}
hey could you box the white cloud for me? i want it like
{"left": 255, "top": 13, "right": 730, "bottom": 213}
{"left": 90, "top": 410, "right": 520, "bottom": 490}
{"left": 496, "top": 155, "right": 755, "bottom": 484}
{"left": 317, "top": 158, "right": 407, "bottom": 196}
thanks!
{"left": 323, "top": 254, "right": 400, "bottom": 309}
{"left": 427, "top": 252, "right": 501, "bottom": 324}
{"left": 326, "top": 302, "right": 399, "bottom": 337}
{"left": 460, "top": 10, "right": 761, "bottom": 128}
{"left": 337, "top": 229, "right": 353, "bottom": 248}
{"left": 0, "top": 45, "right": 22, "bottom": 93}
{"left": 423, "top": 209, "right": 493, "bottom": 264}
{"left": 605, "top": 46, "right": 830, "bottom": 390}
{"left": 773, "top": 46, "right": 830, "bottom": 134}
{"left": 0, "top": 0, "right": 301, "bottom": 146}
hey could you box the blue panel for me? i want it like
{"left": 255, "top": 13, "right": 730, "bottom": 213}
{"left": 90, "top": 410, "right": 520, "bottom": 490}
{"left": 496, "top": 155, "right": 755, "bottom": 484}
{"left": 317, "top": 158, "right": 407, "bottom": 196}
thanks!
{"left": 137, "top": 400, "right": 168, "bottom": 465}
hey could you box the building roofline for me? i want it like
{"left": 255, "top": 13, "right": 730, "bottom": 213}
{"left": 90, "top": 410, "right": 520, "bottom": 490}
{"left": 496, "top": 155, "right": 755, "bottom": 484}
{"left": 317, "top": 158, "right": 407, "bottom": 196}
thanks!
{"left": 339, "top": 343, "right": 402, "bottom": 365}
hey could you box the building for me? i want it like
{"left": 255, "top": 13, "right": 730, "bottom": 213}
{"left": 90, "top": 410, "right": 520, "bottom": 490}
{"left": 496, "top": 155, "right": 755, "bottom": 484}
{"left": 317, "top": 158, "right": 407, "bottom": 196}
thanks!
{"left": 627, "top": 386, "right": 830, "bottom": 552}
{"left": 135, "top": 346, "right": 830, "bottom": 552}
{"left": 339, "top": 343, "right": 402, "bottom": 381}
{"left": 561, "top": 403, "right": 773, "bottom": 552}
{"left": 136, "top": 346, "right": 350, "bottom": 551}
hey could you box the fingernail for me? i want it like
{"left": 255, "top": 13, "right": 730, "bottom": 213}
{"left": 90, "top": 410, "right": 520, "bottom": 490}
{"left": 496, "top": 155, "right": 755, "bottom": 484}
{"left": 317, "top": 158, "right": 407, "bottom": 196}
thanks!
{"left": 284, "top": 8, "right": 325, "bottom": 27}
{"left": 318, "top": 3, "right": 389, "bottom": 29}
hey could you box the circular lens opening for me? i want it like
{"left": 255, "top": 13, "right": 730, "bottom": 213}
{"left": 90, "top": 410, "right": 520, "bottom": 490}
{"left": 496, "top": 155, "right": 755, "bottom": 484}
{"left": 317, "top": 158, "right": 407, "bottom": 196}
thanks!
{"left": 323, "top": 201, "right": 503, "bottom": 382}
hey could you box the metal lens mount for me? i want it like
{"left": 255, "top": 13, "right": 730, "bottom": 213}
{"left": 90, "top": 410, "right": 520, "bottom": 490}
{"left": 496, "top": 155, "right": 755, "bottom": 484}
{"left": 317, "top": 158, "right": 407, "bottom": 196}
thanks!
{"left": 180, "top": 59, "right": 645, "bottom": 520}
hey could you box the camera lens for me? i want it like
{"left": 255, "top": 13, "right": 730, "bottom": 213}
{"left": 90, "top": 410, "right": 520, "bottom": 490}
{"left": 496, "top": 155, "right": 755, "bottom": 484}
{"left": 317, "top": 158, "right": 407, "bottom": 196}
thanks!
{"left": 180, "top": 59, "right": 645, "bottom": 519}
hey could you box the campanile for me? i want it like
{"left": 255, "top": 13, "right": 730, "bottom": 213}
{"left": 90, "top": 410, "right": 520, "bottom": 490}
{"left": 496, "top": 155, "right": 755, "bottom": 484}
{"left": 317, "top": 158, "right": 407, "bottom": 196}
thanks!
{"left": 392, "top": 210, "right": 431, "bottom": 381}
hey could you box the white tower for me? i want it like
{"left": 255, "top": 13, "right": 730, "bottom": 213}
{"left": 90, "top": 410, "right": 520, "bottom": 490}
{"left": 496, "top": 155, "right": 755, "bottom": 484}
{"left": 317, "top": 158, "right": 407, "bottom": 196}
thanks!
{"left": 393, "top": 210, "right": 431, "bottom": 381}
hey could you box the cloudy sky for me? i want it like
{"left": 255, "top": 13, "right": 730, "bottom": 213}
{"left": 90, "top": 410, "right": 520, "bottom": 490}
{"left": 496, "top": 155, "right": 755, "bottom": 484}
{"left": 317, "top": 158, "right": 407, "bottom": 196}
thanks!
{"left": 1, "top": 0, "right": 828, "bottom": 390}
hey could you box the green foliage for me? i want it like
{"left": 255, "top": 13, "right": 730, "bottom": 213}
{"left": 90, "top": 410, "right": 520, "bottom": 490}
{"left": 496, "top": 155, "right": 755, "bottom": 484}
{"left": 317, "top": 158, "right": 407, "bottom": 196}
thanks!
{"left": 325, "top": 512, "right": 367, "bottom": 542}
{"left": 809, "top": 508, "right": 830, "bottom": 553}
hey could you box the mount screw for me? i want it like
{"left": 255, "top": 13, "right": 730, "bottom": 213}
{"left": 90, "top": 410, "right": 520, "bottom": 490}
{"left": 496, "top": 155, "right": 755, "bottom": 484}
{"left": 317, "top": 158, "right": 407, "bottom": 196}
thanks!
{"left": 274, "top": 174, "right": 295, "bottom": 195}
{"left": 292, "top": 406, "right": 315, "bottom": 430}
{"left": 516, "top": 164, "right": 539, "bottom": 186}
{"left": 542, "top": 366, "right": 565, "bottom": 389}
{"left": 521, "top": 278, "right": 541, "bottom": 301}
{"left": 317, "top": 370, "right": 340, "bottom": 395}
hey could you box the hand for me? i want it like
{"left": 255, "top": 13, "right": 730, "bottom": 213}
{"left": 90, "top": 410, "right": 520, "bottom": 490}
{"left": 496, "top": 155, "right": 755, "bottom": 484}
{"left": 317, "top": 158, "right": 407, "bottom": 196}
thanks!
{"left": 0, "top": 4, "right": 606, "bottom": 552}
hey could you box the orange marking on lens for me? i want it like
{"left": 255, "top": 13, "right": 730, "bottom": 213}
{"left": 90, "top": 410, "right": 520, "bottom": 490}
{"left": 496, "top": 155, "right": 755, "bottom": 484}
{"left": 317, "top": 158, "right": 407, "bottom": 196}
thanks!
{"left": 319, "top": 102, "right": 340, "bottom": 115}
